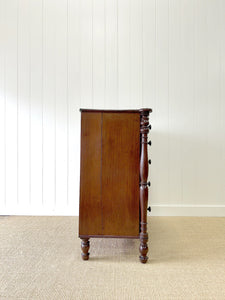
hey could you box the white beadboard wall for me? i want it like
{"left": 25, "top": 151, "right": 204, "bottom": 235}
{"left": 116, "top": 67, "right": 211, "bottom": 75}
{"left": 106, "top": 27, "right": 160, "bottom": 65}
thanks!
{"left": 0, "top": 0, "right": 225, "bottom": 216}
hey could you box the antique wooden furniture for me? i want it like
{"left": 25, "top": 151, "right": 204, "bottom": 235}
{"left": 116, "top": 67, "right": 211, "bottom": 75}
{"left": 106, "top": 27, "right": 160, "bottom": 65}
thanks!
{"left": 79, "top": 108, "right": 152, "bottom": 263}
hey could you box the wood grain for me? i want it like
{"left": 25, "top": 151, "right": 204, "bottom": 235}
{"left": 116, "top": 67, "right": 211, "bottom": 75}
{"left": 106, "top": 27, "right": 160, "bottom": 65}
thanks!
{"left": 79, "top": 111, "right": 141, "bottom": 238}
{"left": 79, "top": 112, "right": 102, "bottom": 236}
{"left": 101, "top": 113, "right": 140, "bottom": 236}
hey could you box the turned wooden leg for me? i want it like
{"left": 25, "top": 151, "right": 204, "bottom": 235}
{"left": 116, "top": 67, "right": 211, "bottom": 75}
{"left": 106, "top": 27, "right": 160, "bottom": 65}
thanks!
{"left": 139, "top": 110, "right": 150, "bottom": 263}
{"left": 81, "top": 238, "right": 90, "bottom": 260}
{"left": 139, "top": 187, "right": 149, "bottom": 264}
{"left": 139, "top": 223, "right": 148, "bottom": 263}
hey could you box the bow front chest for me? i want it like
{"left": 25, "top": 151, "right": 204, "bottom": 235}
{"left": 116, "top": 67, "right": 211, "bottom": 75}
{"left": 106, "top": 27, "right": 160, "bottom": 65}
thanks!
{"left": 79, "top": 108, "right": 152, "bottom": 263}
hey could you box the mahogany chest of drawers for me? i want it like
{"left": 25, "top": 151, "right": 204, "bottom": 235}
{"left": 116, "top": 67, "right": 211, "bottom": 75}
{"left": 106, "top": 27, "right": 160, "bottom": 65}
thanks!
{"left": 79, "top": 108, "right": 152, "bottom": 263}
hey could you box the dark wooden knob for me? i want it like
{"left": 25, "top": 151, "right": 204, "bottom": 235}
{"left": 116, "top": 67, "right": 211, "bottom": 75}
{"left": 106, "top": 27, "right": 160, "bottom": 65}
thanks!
{"left": 148, "top": 125, "right": 152, "bottom": 130}
{"left": 147, "top": 181, "right": 151, "bottom": 187}
{"left": 148, "top": 140, "right": 152, "bottom": 146}
{"left": 147, "top": 207, "right": 151, "bottom": 212}
{"left": 148, "top": 159, "right": 151, "bottom": 164}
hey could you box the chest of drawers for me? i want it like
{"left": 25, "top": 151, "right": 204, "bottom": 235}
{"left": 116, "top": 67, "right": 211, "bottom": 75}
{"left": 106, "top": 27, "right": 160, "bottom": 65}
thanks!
{"left": 79, "top": 108, "right": 152, "bottom": 263}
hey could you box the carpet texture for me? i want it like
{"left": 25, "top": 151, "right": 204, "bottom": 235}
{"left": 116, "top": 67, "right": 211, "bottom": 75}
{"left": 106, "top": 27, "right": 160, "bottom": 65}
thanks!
{"left": 0, "top": 216, "right": 225, "bottom": 299}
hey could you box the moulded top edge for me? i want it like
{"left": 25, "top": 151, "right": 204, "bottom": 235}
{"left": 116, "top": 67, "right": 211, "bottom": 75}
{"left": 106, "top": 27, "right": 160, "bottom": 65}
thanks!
{"left": 79, "top": 108, "right": 152, "bottom": 113}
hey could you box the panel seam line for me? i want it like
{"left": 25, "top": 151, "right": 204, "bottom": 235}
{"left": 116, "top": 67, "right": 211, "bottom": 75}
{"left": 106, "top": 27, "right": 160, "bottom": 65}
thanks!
{"left": 100, "top": 113, "right": 103, "bottom": 233}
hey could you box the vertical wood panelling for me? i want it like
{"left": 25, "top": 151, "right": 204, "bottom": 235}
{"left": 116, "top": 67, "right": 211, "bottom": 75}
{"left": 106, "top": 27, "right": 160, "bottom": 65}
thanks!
{"left": 92, "top": 0, "right": 105, "bottom": 108}
{"left": 167, "top": 0, "right": 185, "bottom": 206}
{"left": 80, "top": 0, "right": 93, "bottom": 108}
{"left": 153, "top": 0, "right": 170, "bottom": 205}
{"left": 55, "top": 0, "right": 68, "bottom": 210}
{"left": 179, "top": 0, "right": 195, "bottom": 205}
{"left": 67, "top": 0, "right": 80, "bottom": 213}
{"left": 67, "top": 0, "right": 81, "bottom": 213}
{"left": 130, "top": 0, "right": 142, "bottom": 108}
{"left": 194, "top": 0, "right": 208, "bottom": 205}
{"left": 118, "top": 0, "right": 130, "bottom": 108}
{"left": 17, "top": 0, "right": 30, "bottom": 208}
{"left": 105, "top": 0, "right": 117, "bottom": 108}
{"left": 42, "top": 0, "right": 56, "bottom": 210}
{"left": 0, "top": 0, "right": 225, "bottom": 216}
{"left": 4, "top": 0, "right": 18, "bottom": 209}
{"left": 221, "top": 0, "right": 225, "bottom": 204}
{"left": 142, "top": 0, "right": 156, "bottom": 108}
{"left": 0, "top": 0, "right": 6, "bottom": 208}
{"left": 30, "top": 0, "right": 43, "bottom": 209}
{"left": 206, "top": 0, "right": 223, "bottom": 205}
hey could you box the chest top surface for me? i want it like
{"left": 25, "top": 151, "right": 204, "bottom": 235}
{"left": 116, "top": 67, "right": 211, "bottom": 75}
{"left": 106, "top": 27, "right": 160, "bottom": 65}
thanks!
{"left": 80, "top": 108, "right": 152, "bottom": 113}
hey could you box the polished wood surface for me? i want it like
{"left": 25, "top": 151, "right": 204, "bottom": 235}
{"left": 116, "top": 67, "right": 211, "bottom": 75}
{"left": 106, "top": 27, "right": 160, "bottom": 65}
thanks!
{"left": 80, "top": 108, "right": 152, "bottom": 113}
{"left": 79, "top": 113, "right": 102, "bottom": 236}
{"left": 101, "top": 113, "right": 140, "bottom": 236}
{"left": 79, "top": 112, "right": 140, "bottom": 237}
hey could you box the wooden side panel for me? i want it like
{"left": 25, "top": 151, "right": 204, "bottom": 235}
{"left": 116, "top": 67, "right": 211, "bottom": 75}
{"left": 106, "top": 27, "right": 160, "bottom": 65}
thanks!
{"left": 102, "top": 113, "right": 140, "bottom": 236}
{"left": 79, "top": 112, "right": 102, "bottom": 236}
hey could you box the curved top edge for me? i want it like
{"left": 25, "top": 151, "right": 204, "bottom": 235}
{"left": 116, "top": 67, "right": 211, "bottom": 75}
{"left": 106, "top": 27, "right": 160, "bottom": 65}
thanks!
{"left": 80, "top": 108, "right": 152, "bottom": 113}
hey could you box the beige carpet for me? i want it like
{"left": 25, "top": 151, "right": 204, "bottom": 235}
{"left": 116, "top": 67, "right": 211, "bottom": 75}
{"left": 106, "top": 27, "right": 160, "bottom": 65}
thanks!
{"left": 0, "top": 216, "right": 225, "bottom": 300}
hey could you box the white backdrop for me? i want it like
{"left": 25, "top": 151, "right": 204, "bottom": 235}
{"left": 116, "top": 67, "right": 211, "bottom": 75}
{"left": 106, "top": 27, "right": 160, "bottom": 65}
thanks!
{"left": 0, "top": 0, "right": 224, "bottom": 216}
